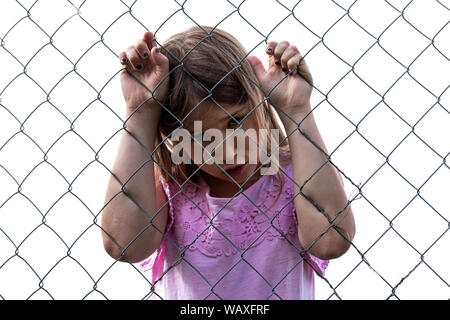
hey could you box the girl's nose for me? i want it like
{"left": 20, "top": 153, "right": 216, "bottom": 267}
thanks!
{"left": 223, "top": 131, "right": 247, "bottom": 165}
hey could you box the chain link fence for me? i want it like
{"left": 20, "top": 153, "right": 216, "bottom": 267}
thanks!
{"left": 0, "top": 0, "right": 448, "bottom": 300}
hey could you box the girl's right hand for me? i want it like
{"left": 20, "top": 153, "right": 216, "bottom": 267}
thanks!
{"left": 119, "top": 31, "right": 170, "bottom": 115}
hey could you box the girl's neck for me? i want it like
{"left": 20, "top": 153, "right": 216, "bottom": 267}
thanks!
{"left": 200, "top": 167, "right": 262, "bottom": 198}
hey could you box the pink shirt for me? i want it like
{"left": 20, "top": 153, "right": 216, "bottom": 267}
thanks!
{"left": 140, "top": 159, "right": 329, "bottom": 300}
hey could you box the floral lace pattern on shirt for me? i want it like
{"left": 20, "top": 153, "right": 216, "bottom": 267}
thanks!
{"left": 169, "top": 168, "right": 298, "bottom": 255}
{"left": 140, "top": 162, "right": 329, "bottom": 277}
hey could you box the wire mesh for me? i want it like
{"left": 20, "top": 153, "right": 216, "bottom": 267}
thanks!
{"left": 0, "top": 0, "right": 448, "bottom": 300}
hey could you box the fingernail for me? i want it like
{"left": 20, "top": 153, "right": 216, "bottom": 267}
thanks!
{"left": 155, "top": 48, "right": 160, "bottom": 54}
{"left": 121, "top": 57, "right": 126, "bottom": 63}
{"left": 143, "top": 51, "right": 149, "bottom": 57}
{"left": 275, "top": 61, "right": 281, "bottom": 66}
{"left": 266, "top": 47, "right": 272, "bottom": 53}
{"left": 136, "top": 64, "right": 142, "bottom": 70}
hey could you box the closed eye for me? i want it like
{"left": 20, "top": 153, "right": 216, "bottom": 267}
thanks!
{"left": 228, "top": 115, "right": 245, "bottom": 128}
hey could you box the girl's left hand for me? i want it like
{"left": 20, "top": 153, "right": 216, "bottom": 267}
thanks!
{"left": 247, "top": 41, "right": 313, "bottom": 120}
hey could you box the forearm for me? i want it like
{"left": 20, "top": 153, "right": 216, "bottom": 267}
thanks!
{"left": 101, "top": 109, "right": 162, "bottom": 261}
{"left": 281, "top": 105, "right": 355, "bottom": 259}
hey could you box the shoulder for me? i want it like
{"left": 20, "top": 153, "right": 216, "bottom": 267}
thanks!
{"left": 158, "top": 174, "right": 205, "bottom": 211}
{"left": 158, "top": 172, "right": 194, "bottom": 195}
{"left": 278, "top": 150, "right": 292, "bottom": 174}
{"left": 279, "top": 149, "right": 292, "bottom": 165}
{"left": 275, "top": 150, "right": 294, "bottom": 187}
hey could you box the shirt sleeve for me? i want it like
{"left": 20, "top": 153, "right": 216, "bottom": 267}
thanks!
{"left": 304, "top": 251, "right": 329, "bottom": 277}
{"left": 138, "top": 175, "right": 177, "bottom": 278}
{"left": 157, "top": 174, "right": 177, "bottom": 237}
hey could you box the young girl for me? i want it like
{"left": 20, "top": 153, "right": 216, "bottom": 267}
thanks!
{"left": 101, "top": 25, "right": 356, "bottom": 300}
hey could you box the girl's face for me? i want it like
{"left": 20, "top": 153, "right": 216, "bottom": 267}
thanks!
{"left": 183, "top": 101, "right": 263, "bottom": 188}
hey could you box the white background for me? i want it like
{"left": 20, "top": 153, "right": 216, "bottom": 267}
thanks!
{"left": 0, "top": 0, "right": 449, "bottom": 299}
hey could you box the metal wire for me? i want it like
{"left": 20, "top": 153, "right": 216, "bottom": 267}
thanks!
{"left": 0, "top": 0, "right": 448, "bottom": 300}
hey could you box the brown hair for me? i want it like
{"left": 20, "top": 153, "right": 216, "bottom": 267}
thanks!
{"left": 154, "top": 25, "right": 291, "bottom": 197}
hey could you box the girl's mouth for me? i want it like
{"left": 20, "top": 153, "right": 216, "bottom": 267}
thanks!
{"left": 225, "top": 164, "right": 246, "bottom": 177}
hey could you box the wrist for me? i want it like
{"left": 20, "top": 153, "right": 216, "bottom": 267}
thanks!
{"left": 125, "top": 106, "right": 160, "bottom": 134}
{"left": 126, "top": 101, "right": 161, "bottom": 121}
{"left": 126, "top": 96, "right": 162, "bottom": 115}
{"left": 279, "top": 103, "right": 312, "bottom": 133}
{"left": 123, "top": 115, "right": 159, "bottom": 149}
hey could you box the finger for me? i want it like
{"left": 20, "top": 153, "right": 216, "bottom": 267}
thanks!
{"left": 265, "top": 41, "right": 278, "bottom": 68}
{"left": 273, "top": 41, "right": 290, "bottom": 68}
{"left": 143, "top": 31, "right": 157, "bottom": 54}
{"left": 150, "top": 45, "right": 169, "bottom": 75}
{"left": 247, "top": 55, "right": 266, "bottom": 84}
{"left": 265, "top": 41, "right": 277, "bottom": 55}
{"left": 125, "top": 46, "right": 143, "bottom": 71}
{"left": 280, "top": 46, "right": 298, "bottom": 73}
{"left": 134, "top": 38, "right": 151, "bottom": 60}
{"left": 297, "top": 56, "right": 314, "bottom": 85}
{"left": 119, "top": 51, "right": 127, "bottom": 65}
{"left": 298, "top": 61, "right": 313, "bottom": 85}
{"left": 286, "top": 53, "right": 302, "bottom": 72}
